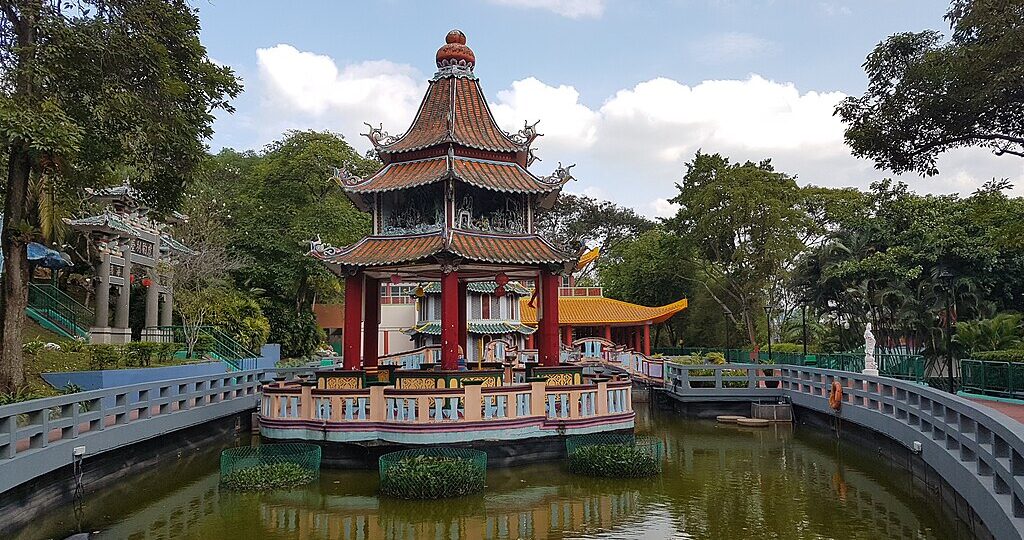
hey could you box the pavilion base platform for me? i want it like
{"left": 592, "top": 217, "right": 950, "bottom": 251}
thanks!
{"left": 259, "top": 371, "right": 635, "bottom": 468}
{"left": 89, "top": 326, "right": 131, "bottom": 344}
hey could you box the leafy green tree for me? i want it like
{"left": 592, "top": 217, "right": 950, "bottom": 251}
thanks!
{"left": 0, "top": 0, "right": 240, "bottom": 391}
{"left": 665, "top": 152, "right": 810, "bottom": 348}
{"left": 837, "top": 0, "right": 1024, "bottom": 175}
{"left": 536, "top": 193, "right": 654, "bottom": 254}
{"left": 954, "top": 313, "right": 1023, "bottom": 354}
{"left": 598, "top": 228, "right": 693, "bottom": 346}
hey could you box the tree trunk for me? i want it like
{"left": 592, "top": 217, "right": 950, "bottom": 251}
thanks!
{"left": 1, "top": 145, "right": 32, "bottom": 391}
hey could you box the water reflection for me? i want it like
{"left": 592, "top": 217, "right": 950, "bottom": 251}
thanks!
{"left": 23, "top": 407, "right": 959, "bottom": 540}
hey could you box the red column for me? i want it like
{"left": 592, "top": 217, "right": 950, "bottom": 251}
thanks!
{"left": 362, "top": 276, "right": 380, "bottom": 368}
{"left": 539, "top": 270, "right": 560, "bottom": 366}
{"left": 458, "top": 280, "right": 468, "bottom": 354}
{"left": 441, "top": 269, "right": 460, "bottom": 370}
{"left": 604, "top": 325, "right": 612, "bottom": 342}
{"left": 643, "top": 323, "right": 651, "bottom": 356}
{"left": 526, "top": 333, "right": 535, "bottom": 349}
{"left": 343, "top": 273, "right": 363, "bottom": 370}
{"left": 383, "top": 330, "right": 390, "bottom": 355}
{"left": 563, "top": 325, "right": 573, "bottom": 345}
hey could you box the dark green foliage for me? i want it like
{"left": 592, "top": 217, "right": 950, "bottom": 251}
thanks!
{"left": 379, "top": 454, "right": 486, "bottom": 500}
{"left": 972, "top": 350, "right": 1024, "bottom": 363}
{"left": 837, "top": 0, "right": 1024, "bottom": 176}
{"left": 535, "top": 193, "right": 654, "bottom": 254}
{"left": 88, "top": 345, "right": 122, "bottom": 370}
{"left": 567, "top": 443, "right": 662, "bottom": 478}
{"left": 0, "top": 386, "right": 47, "bottom": 406}
{"left": 124, "top": 342, "right": 158, "bottom": 367}
{"left": 263, "top": 303, "right": 324, "bottom": 359}
{"left": 220, "top": 463, "right": 315, "bottom": 492}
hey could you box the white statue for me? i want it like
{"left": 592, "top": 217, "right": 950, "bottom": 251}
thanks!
{"left": 863, "top": 322, "right": 878, "bottom": 376}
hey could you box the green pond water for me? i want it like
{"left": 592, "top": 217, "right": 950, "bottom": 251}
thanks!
{"left": 22, "top": 407, "right": 964, "bottom": 540}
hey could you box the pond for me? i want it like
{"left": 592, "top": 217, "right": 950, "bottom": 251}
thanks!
{"left": 22, "top": 406, "right": 960, "bottom": 540}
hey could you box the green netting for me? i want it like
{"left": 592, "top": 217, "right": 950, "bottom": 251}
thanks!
{"left": 379, "top": 447, "right": 487, "bottom": 499}
{"left": 220, "top": 443, "right": 321, "bottom": 491}
{"left": 565, "top": 433, "right": 664, "bottom": 478}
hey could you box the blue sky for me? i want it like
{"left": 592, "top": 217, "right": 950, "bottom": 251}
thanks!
{"left": 196, "top": 0, "right": 1024, "bottom": 216}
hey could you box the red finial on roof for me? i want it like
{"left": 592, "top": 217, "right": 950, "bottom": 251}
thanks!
{"left": 436, "top": 29, "right": 475, "bottom": 73}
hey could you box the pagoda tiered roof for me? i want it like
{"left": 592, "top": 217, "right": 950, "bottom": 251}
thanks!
{"left": 405, "top": 321, "right": 536, "bottom": 336}
{"left": 416, "top": 281, "right": 531, "bottom": 296}
{"left": 348, "top": 155, "right": 563, "bottom": 195}
{"left": 309, "top": 229, "right": 573, "bottom": 270}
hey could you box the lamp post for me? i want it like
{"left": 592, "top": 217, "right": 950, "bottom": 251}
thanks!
{"left": 763, "top": 305, "right": 773, "bottom": 364}
{"left": 801, "top": 304, "right": 808, "bottom": 358}
{"left": 939, "top": 268, "right": 955, "bottom": 393}
{"left": 723, "top": 306, "right": 733, "bottom": 360}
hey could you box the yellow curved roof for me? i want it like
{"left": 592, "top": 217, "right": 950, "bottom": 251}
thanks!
{"left": 520, "top": 296, "right": 688, "bottom": 326}
{"left": 575, "top": 247, "right": 600, "bottom": 271}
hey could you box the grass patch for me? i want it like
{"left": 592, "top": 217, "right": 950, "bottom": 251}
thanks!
{"left": 380, "top": 454, "right": 486, "bottom": 499}
{"left": 220, "top": 462, "right": 316, "bottom": 491}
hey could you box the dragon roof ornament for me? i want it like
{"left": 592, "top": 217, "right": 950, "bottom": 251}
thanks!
{"left": 308, "top": 235, "right": 344, "bottom": 259}
{"left": 508, "top": 119, "right": 542, "bottom": 147}
{"left": 331, "top": 164, "right": 365, "bottom": 188}
{"left": 361, "top": 122, "right": 400, "bottom": 150}
{"left": 539, "top": 162, "right": 576, "bottom": 186}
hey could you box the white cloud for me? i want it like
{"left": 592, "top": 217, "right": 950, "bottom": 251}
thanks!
{"left": 485, "top": 0, "right": 605, "bottom": 18}
{"left": 818, "top": 2, "right": 852, "bottom": 16}
{"left": 650, "top": 198, "right": 680, "bottom": 218}
{"left": 247, "top": 44, "right": 1024, "bottom": 215}
{"left": 254, "top": 44, "right": 426, "bottom": 149}
{"left": 690, "top": 32, "right": 779, "bottom": 63}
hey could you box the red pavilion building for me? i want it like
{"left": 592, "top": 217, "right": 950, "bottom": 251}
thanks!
{"left": 310, "top": 30, "right": 576, "bottom": 373}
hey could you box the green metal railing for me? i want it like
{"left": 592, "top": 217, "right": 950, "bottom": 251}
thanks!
{"left": 960, "top": 359, "right": 1024, "bottom": 399}
{"left": 653, "top": 346, "right": 925, "bottom": 382}
{"left": 151, "top": 325, "right": 261, "bottom": 371}
{"left": 26, "top": 283, "right": 92, "bottom": 339}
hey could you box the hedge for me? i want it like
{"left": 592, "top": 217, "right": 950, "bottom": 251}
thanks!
{"left": 972, "top": 350, "right": 1024, "bottom": 363}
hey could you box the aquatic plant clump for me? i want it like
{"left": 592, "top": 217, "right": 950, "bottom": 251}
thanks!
{"left": 220, "top": 443, "right": 321, "bottom": 491}
{"left": 379, "top": 448, "right": 487, "bottom": 499}
{"left": 221, "top": 462, "right": 316, "bottom": 491}
{"left": 566, "top": 435, "right": 664, "bottom": 478}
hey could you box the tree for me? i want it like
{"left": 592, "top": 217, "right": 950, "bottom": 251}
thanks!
{"left": 665, "top": 152, "right": 810, "bottom": 348}
{"left": 536, "top": 193, "right": 654, "bottom": 255}
{"left": 836, "top": 0, "right": 1024, "bottom": 176}
{"left": 598, "top": 228, "right": 693, "bottom": 346}
{"left": 0, "top": 0, "right": 240, "bottom": 390}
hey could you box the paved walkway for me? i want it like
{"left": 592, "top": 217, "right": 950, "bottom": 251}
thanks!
{"left": 967, "top": 397, "right": 1024, "bottom": 425}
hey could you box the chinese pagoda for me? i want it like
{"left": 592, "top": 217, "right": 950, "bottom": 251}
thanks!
{"left": 310, "top": 29, "right": 576, "bottom": 373}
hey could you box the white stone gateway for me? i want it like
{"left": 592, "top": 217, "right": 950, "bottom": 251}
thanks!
{"left": 863, "top": 322, "right": 878, "bottom": 376}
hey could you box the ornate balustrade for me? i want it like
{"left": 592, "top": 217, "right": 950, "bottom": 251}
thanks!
{"left": 258, "top": 377, "right": 634, "bottom": 444}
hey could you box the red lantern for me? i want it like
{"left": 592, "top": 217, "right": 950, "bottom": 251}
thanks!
{"left": 142, "top": 278, "right": 153, "bottom": 287}
{"left": 495, "top": 272, "right": 509, "bottom": 286}
{"left": 390, "top": 273, "right": 402, "bottom": 284}
{"left": 129, "top": 274, "right": 136, "bottom": 284}
{"left": 495, "top": 284, "right": 506, "bottom": 297}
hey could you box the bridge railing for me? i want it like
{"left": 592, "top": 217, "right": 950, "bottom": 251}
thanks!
{"left": 0, "top": 365, "right": 319, "bottom": 495}
{"left": 960, "top": 359, "right": 1024, "bottom": 399}
{"left": 665, "top": 361, "right": 1024, "bottom": 538}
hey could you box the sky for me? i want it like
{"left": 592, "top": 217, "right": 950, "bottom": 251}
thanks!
{"left": 195, "top": 0, "right": 1024, "bottom": 217}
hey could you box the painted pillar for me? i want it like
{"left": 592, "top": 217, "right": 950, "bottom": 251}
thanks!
{"left": 343, "top": 272, "right": 363, "bottom": 370}
{"left": 114, "top": 242, "right": 132, "bottom": 329}
{"left": 94, "top": 254, "right": 110, "bottom": 326}
{"left": 643, "top": 323, "right": 651, "bottom": 356}
{"left": 383, "top": 330, "right": 390, "bottom": 355}
{"left": 440, "top": 268, "right": 460, "bottom": 370}
{"left": 526, "top": 333, "right": 535, "bottom": 349}
{"left": 538, "top": 270, "right": 560, "bottom": 366}
{"left": 604, "top": 325, "right": 612, "bottom": 342}
{"left": 563, "top": 325, "right": 573, "bottom": 345}
{"left": 362, "top": 276, "right": 380, "bottom": 368}
{"left": 144, "top": 268, "right": 159, "bottom": 329}
{"left": 634, "top": 326, "right": 642, "bottom": 352}
{"left": 458, "top": 280, "right": 468, "bottom": 353}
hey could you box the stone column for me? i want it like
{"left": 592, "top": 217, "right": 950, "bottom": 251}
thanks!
{"left": 94, "top": 253, "right": 110, "bottom": 326}
{"left": 144, "top": 267, "right": 159, "bottom": 329}
{"left": 159, "top": 286, "right": 173, "bottom": 326}
{"left": 114, "top": 242, "right": 132, "bottom": 329}
{"left": 343, "top": 272, "right": 363, "bottom": 370}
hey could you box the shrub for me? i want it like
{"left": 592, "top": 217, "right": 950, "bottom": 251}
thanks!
{"left": 220, "top": 462, "right": 315, "bottom": 491}
{"left": 567, "top": 442, "right": 662, "bottom": 478}
{"left": 973, "top": 350, "right": 1024, "bottom": 363}
{"left": 193, "top": 333, "right": 216, "bottom": 359}
{"left": 22, "top": 340, "right": 45, "bottom": 355}
{"left": 379, "top": 453, "right": 486, "bottom": 499}
{"left": 124, "top": 342, "right": 159, "bottom": 367}
{"left": 0, "top": 387, "right": 47, "bottom": 406}
{"left": 772, "top": 342, "right": 811, "bottom": 354}
{"left": 156, "top": 342, "right": 182, "bottom": 364}
{"left": 88, "top": 345, "right": 123, "bottom": 370}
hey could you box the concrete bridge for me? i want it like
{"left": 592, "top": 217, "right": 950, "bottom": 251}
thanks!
{"left": 662, "top": 362, "right": 1024, "bottom": 540}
